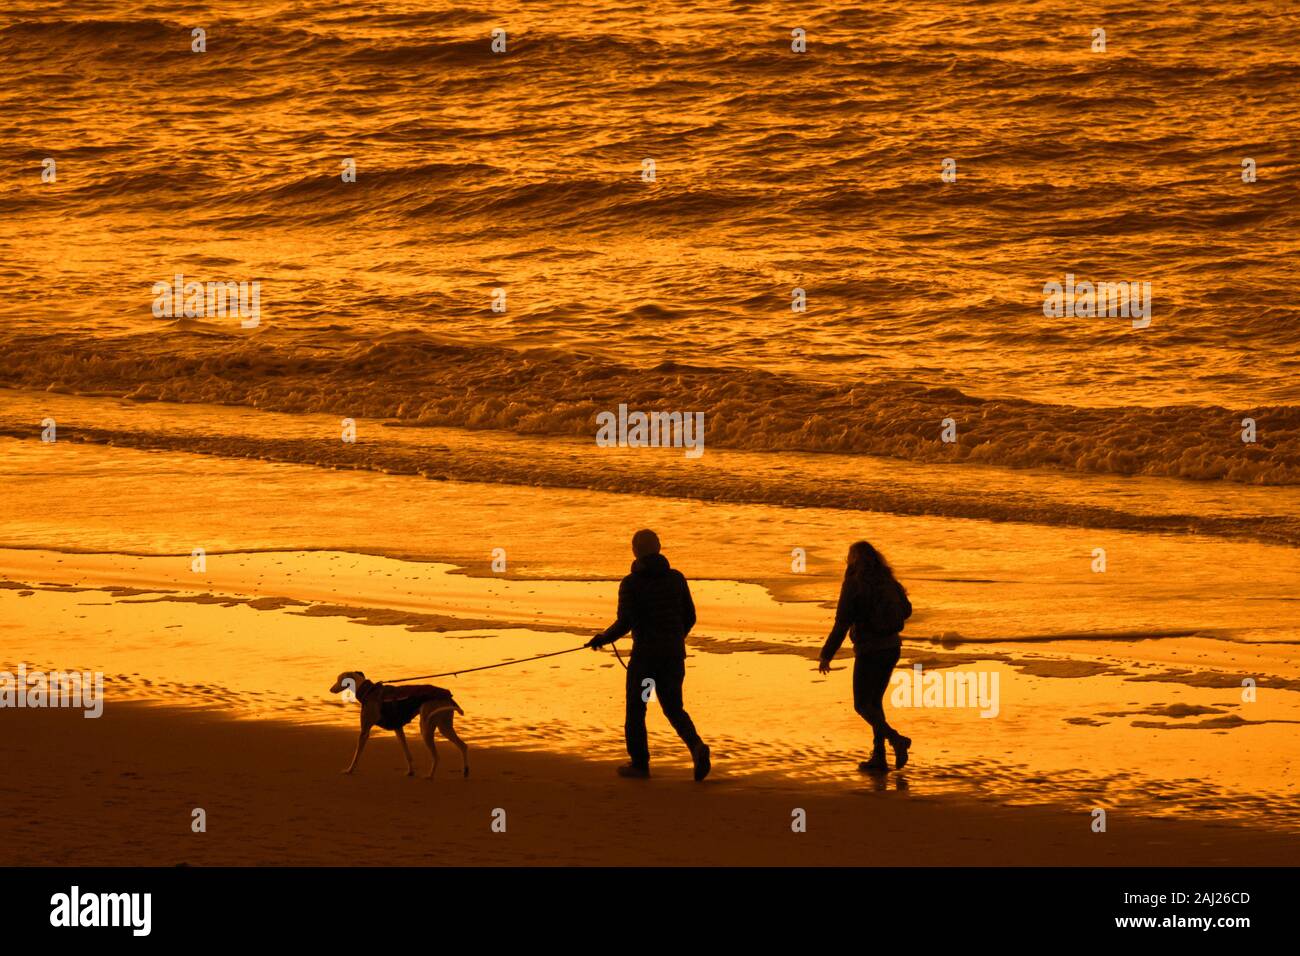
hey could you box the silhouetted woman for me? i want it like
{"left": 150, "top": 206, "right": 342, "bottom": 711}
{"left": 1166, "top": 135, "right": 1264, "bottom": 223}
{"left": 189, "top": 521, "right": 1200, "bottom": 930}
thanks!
{"left": 818, "top": 540, "right": 913, "bottom": 772}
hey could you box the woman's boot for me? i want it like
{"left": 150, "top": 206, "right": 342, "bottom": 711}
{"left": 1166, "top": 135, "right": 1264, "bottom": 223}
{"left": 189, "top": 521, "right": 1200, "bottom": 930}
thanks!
{"left": 891, "top": 733, "right": 912, "bottom": 769}
{"left": 859, "top": 741, "right": 889, "bottom": 773}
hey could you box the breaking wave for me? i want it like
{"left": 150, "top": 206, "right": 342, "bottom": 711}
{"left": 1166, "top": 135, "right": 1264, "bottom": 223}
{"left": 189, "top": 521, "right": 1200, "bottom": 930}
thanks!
{"left": 1, "top": 328, "right": 1295, "bottom": 486}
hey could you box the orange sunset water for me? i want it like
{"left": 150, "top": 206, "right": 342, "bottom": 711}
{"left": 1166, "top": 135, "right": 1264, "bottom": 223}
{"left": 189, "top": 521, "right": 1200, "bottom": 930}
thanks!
{"left": 1, "top": 0, "right": 1298, "bottom": 867}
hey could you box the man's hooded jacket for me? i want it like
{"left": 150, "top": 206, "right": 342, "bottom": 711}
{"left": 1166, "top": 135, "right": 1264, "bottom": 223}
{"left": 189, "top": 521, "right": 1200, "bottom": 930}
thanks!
{"left": 593, "top": 553, "right": 696, "bottom": 658}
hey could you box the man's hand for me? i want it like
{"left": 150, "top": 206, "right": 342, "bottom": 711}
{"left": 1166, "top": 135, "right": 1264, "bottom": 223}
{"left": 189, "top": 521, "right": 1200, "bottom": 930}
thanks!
{"left": 587, "top": 634, "right": 607, "bottom": 650}
{"left": 817, "top": 658, "right": 831, "bottom": 675}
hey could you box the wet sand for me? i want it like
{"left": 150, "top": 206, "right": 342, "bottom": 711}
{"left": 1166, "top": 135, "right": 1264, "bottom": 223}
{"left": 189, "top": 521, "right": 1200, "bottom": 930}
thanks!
{"left": 5, "top": 535, "right": 1300, "bottom": 827}
{"left": 3, "top": 431, "right": 1298, "bottom": 860}
{"left": 3, "top": 702, "right": 1294, "bottom": 867}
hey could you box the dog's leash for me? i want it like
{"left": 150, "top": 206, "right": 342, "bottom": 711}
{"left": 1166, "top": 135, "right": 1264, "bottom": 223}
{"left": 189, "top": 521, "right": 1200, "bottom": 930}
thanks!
{"left": 383, "top": 640, "right": 626, "bottom": 683}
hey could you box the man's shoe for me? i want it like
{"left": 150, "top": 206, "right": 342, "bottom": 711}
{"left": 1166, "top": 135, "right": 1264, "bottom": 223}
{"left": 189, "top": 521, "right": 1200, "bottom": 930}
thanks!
{"left": 692, "top": 743, "right": 712, "bottom": 782}
{"left": 892, "top": 734, "right": 912, "bottom": 770}
{"left": 617, "top": 763, "right": 650, "bottom": 779}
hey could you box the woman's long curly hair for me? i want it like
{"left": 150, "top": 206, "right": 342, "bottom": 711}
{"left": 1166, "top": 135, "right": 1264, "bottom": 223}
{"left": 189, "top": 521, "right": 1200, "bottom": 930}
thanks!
{"left": 844, "top": 540, "right": 905, "bottom": 597}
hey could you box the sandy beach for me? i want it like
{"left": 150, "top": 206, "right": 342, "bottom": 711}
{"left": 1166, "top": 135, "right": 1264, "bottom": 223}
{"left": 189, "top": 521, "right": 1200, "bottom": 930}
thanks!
{"left": 2, "top": 422, "right": 1298, "bottom": 865}
{"left": 6, "top": 702, "right": 1295, "bottom": 867}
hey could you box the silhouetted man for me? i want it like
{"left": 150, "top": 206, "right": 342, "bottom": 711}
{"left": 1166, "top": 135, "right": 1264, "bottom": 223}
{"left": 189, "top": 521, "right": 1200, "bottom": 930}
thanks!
{"left": 588, "top": 529, "right": 710, "bottom": 780}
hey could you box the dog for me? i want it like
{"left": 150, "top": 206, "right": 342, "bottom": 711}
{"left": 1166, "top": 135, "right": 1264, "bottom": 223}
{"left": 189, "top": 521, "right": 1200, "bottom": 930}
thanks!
{"left": 330, "top": 671, "right": 469, "bottom": 778}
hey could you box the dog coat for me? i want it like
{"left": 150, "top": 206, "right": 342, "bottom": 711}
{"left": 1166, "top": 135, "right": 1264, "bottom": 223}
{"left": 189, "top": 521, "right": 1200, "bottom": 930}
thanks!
{"left": 357, "top": 680, "right": 459, "bottom": 730}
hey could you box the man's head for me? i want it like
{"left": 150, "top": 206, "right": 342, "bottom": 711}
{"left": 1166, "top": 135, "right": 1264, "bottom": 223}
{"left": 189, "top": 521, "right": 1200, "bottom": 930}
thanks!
{"left": 631, "top": 529, "right": 661, "bottom": 559}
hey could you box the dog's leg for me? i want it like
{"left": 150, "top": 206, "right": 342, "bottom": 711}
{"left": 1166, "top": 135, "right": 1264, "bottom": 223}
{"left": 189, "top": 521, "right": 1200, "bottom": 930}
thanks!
{"left": 420, "top": 713, "right": 440, "bottom": 779}
{"left": 440, "top": 715, "right": 470, "bottom": 778}
{"left": 343, "top": 726, "right": 370, "bottom": 775}
{"left": 394, "top": 726, "right": 415, "bottom": 777}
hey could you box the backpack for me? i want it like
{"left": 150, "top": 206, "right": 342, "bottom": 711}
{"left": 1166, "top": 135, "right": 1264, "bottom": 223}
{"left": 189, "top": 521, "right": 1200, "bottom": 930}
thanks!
{"left": 864, "top": 579, "right": 912, "bottom": 636}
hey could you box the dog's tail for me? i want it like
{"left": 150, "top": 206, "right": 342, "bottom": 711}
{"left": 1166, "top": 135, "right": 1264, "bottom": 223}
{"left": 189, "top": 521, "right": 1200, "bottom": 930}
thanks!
{"left": 424, "top": 699, "right": 464, "bottom": 718}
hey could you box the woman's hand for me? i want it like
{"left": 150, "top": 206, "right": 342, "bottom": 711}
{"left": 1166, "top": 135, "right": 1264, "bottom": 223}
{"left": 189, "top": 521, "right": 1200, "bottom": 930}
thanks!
{"left": 817, "top": 658, "right": 831, "bottom": 675}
